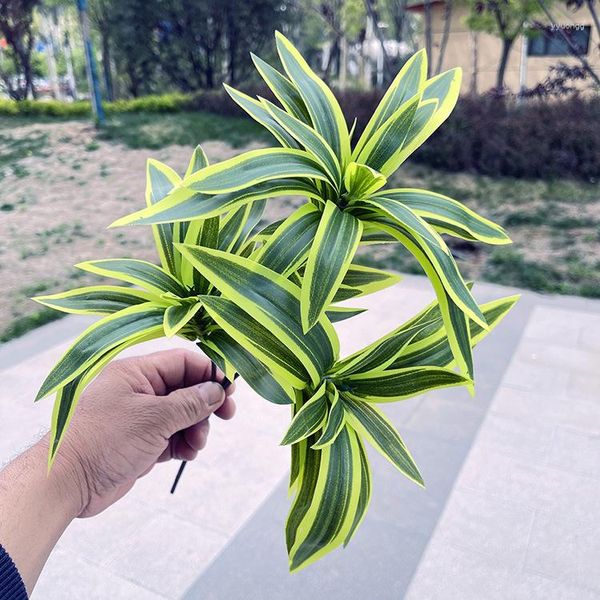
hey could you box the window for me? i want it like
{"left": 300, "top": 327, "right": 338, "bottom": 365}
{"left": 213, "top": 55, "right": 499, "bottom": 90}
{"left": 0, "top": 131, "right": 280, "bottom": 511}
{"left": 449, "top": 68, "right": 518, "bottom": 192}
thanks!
{"left": 527, "top": 25, "right": 591, "bottom": 56}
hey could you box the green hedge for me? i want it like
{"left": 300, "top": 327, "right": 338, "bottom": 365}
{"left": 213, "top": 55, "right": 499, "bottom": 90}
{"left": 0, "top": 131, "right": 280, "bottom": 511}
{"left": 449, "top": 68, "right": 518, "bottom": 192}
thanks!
{"left": 2, "top": 89, "right": 598, "bottom": 180}
{"left": 0, "top": 93, "right": 194, "bottom": 118}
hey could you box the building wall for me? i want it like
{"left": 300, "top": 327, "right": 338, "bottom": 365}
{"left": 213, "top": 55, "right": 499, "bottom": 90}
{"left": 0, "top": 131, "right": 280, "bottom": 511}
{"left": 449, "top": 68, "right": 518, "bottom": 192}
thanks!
{"left": 421, "top": 3, "right": 599, "bottom": 93}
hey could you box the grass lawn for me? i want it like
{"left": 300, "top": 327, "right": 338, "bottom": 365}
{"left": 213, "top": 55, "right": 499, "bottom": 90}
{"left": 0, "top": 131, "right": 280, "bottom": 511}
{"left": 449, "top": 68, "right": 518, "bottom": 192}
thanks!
{"left": 0, "top": 110, "right": 598, "bottom": 343}
{"left": 97, "top": 111, "right": 270, "bottom": 149}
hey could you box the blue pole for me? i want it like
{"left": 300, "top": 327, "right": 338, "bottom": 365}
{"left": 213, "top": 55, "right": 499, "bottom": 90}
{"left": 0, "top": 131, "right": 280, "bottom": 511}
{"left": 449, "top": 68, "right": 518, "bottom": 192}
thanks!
{"left": 76, "top": 0, "right": 105, "bottom": 126}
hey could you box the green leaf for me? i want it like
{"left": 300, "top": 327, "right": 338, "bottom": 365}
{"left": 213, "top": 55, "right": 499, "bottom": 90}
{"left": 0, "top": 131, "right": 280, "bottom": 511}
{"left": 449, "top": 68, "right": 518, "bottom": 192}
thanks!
{"left": 394, "top": 295, "right": 519, "bottom": 369}
{"left": 342, "top": 366, "right": 469, "bottom": 402}
{"left": 251, "top": 53, "right": 310, "bottom": 122}
{"left": 253, "top": 203, "right": 322, "bottom": 276}
{"left": 199, "top": 295, "right": 311, "bottom": 389}
{"left": 224, "top": 84, "right": 300, "bottom": 148}
{"left": 333, "top": 321, "right": 427, "bottom": 377}
{"left": 281, "top": 384, "right": 328, "bottom": 444}
{"left": 48, "top": 330, "right": 162, "bottom": 467}
{"left": 177, "top": 245, "right": 338, "bottom": 386}
{"left": 208, "top": 330, "right": 295, "bottom": 405}
{"left": 163, "top": 302, "right": 202, "bottom": 337}
{"left": 286, "top": 438, "right": 320, "bottom": 551}
{"left": 288, "top": 426, "right": 362, "bottom": 572}
{"left": 301, "top": 201, "right": 363, "bottom": 332}
{"left": 312, "top": 386, "right": 346, "bottom": 449}
{"left": 343, "top": 162, "right": 387, "bottom": 200}
{"left": 181, "top": 217, "right": 220, "bottom": 291}
{"left": 354, "top": 95, "right": 423, "bottom": 176}
{"left": 36, "top": 304, "right": 166, "bottom": 401}
{"left": 361, "top": 199, "right": 486, "bottom": 327}
{"left": 325, "top": 306, "right": 367, "bottom": 323}
{"left": 182, "top": 147, "right": 329, "bottom": 194}
{"left": 371, "top": 222, "right": 476, "bottom": 379}
{"left": 376, "top": 188, "right": 511, "bottom": 245}
{"left": 393, "top": 68, "right": 462, "bottom": 166}
{"left": 33, "top": 285, "right": 156, "bottom": 315}
{"left": 342, "top": 397, "right": 423, "bottom": 485}
{"left": 261, "top": 98, "right": 342, "bottom": 188}
{"left": 111, "top": 178, "right": 320, "bottom": 227}
{"left": 335, "top": 263, "right": 402, "bottom": 300}
{"left": 229, "top": 199, "right": 267, "bottom": 254}
{"left": 353, "top": 49, "right": 427, "bottom": 157}
{"left": 146, "top": 159, "right": 181, "bottom": 274}
{"left": 343, "top": 430, "right": 372, "bottom": 546}
{"left": 275, "top": 32, "right": 350, "bottom": 166}
{"left": 76, "top": 258, "right": 188, "bottom": 297}
{"left": 184, "top": 144, "right": 209, "bottom": 178}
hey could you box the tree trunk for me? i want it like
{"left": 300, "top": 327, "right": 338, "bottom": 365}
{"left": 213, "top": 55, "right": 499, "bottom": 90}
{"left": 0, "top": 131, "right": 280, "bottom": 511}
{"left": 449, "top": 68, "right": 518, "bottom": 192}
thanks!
{"left": 586, "top": 0, "right": 600, "bottom": 40}
{"left": 469, "top": 30, "right": 479, "bottom": 95}
{"left": 435, "top": 0, "right": 453, "bottom": 75}
{"left": 364, "top": 0, "right": 393, "bottom": 82}
{"left": 100, "top": 31, "right": 114, "bottom": 101}
{"left": 496, "top": 38, "right": 513, "bottom": 90}
{"left": 424, "top": 0, "right": 433, "bottom": 77}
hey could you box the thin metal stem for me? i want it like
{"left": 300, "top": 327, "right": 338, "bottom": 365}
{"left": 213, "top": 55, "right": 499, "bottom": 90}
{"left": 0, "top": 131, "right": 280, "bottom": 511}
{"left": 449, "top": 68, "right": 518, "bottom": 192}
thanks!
{"left": 170, "top": 362, "right": 237, "bottom": 494}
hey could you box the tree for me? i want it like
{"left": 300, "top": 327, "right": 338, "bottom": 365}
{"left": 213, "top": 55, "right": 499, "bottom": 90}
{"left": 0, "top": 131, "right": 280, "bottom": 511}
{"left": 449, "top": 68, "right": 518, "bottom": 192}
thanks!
{"left": 364, "top": 0, "right": 395, "bottom": 81}
{"left": 88, "top": 0, "right": 116, "bottom": 100}
{"left": 384, "top": 0, "right": 417, "bottom": 47}
{"left": 545, "top": 0, "right": 600, "bottom": 86}
{"left": 0, "top": 0, "right": 41, "bottom": 99}
{"left": 466, "top": 0, "right": 543, "bottom": 89}
{"left": 110, "top": 0, "right": 160, "bottom": 96}
{"left": 435, "top": 0, "right": 454, "bottom": 74}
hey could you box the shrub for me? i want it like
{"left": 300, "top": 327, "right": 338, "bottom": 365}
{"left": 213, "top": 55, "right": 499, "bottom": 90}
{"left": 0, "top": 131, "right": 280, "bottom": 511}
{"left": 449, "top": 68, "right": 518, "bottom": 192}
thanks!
{"left": 411, "top": 94, "right": 600, "bottom": 181}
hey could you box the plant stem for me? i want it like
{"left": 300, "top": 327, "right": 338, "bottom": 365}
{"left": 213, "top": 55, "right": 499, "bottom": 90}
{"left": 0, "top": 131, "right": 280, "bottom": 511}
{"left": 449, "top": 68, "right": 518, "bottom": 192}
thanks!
{"left": 169, "top": 365, "right": 238, "bottom": 494}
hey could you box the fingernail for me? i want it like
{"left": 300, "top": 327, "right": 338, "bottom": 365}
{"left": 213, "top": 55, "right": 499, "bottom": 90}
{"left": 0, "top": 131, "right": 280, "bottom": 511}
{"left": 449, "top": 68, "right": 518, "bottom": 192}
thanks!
{"left": 199, "top": 381, "right": 225, "bottom": 406}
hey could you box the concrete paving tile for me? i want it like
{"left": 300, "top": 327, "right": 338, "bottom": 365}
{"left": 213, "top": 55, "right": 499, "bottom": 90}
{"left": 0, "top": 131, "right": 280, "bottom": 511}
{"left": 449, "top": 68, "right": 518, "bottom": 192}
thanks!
{"left": 459, "top": 447, "right": 600, "bottom": 523}
{"left": 547, "top": 425, "right": 600, "bottom": 478}
{"left": 579, "top": 326, "right": 600, "bottom": 353}
{"left": 514, "top": 340, "right": 599, "bottom": 375}
{"left": 507, "top": 571, "right": 600, "bottom": 600}
{"left": 404, "top": 539, "right": 512, "bottom": 600}
{"left": 475, "top": 412, "right": 555, "bottom": 463}
{"left": 402, "top": 390, "right": 483, "bottom": 444}
{"left": 103, "top": 511, "right": 227, "bottom": 598}
{"left": 183, "top": 476, "right": 432, "bottom": 600}
{"left": 502, "top": 360, "right": 570, "bottom": 394}
{"left": 432, "top": 487, "right": 535, "bottom": 568}
{"left": 525, "top": 511, "right": 600, "bottom": 592}
{"left": 492, "top": 385, "right": 600, "bottom": 431}
{"left": 34, "top": 545, "right": 165, "bottom": 600}
{"left": 523, "top": 306, "right": 583, "bottom": 347}
{"left": 568, "top": 372, "right": 600, "bottom": 404}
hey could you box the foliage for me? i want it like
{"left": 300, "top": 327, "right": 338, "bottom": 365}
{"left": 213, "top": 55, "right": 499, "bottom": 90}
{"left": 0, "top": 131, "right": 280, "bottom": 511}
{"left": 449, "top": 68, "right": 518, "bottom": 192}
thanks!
{"left": 35, "top": 34, "right": 515, "bottom": 572}
{"left": 466, "top": 0, "right": 545, "bottom": 88}
{"left": 412, "top": 94, "right": 600, "bottom": 180}
{"left": 0, "top": 0, "right": 41, "bottom": 100}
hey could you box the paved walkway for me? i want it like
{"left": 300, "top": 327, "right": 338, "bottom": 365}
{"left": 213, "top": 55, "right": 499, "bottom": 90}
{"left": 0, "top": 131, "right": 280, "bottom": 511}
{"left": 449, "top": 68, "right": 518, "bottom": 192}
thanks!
{"left": 1, "top": 275, "right": 599, "bottom": 599}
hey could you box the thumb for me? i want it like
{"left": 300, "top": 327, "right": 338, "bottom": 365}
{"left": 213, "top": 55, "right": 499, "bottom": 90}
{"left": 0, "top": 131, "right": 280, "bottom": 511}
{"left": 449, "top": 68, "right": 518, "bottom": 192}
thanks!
{"left": 163, "top": 381, "right": 225, "bottom": 432}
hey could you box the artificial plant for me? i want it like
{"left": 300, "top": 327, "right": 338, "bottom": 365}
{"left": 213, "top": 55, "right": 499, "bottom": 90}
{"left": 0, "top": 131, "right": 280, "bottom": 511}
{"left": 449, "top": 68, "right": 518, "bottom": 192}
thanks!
{"left": 34, "top": 32, "right": 516, "bottom": 572}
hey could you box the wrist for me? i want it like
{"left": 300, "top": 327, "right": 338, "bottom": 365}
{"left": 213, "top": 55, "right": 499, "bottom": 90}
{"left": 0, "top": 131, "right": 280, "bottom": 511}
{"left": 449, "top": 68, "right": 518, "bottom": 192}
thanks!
{"left": 37, "top": 435, "right": 88, "bottom": 520}
{"left": 0, "top": 438, "right": 82, "bottom": 593}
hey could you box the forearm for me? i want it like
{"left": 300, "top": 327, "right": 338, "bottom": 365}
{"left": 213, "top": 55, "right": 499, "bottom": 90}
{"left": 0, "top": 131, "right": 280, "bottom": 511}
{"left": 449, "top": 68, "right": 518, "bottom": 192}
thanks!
{"left": 0, "top": 438, "right": 81, "bottom": 595}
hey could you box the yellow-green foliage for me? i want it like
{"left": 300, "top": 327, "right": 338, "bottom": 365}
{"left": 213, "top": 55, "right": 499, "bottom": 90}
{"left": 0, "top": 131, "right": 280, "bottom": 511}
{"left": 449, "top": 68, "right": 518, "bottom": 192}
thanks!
{"left": 34, "top": 33, "right": 516, "bottom": 573}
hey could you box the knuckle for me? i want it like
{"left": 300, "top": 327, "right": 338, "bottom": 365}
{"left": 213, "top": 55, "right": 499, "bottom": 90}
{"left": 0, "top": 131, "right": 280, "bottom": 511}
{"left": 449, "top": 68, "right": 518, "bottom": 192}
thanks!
{"left": 176, "top": 388, "right": 202, "bottom": 422}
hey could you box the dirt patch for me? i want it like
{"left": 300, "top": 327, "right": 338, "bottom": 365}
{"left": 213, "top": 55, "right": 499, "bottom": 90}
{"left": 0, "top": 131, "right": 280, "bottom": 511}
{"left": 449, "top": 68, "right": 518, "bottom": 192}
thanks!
{"left": 0, "top": 121, "right": 271, "bottom": 340}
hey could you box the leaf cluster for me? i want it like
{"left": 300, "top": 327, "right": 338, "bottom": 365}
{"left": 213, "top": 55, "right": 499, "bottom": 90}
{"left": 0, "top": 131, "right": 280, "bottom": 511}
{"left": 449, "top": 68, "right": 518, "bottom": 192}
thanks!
{"left": 35, "top": 32, "right": 516, "bottom": 572}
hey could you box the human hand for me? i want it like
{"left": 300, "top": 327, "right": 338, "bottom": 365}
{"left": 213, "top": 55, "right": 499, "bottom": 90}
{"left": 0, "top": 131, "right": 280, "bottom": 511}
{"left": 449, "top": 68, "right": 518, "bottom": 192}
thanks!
{"left": 50, "top": 348, "right": 236, "bottom": 519}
